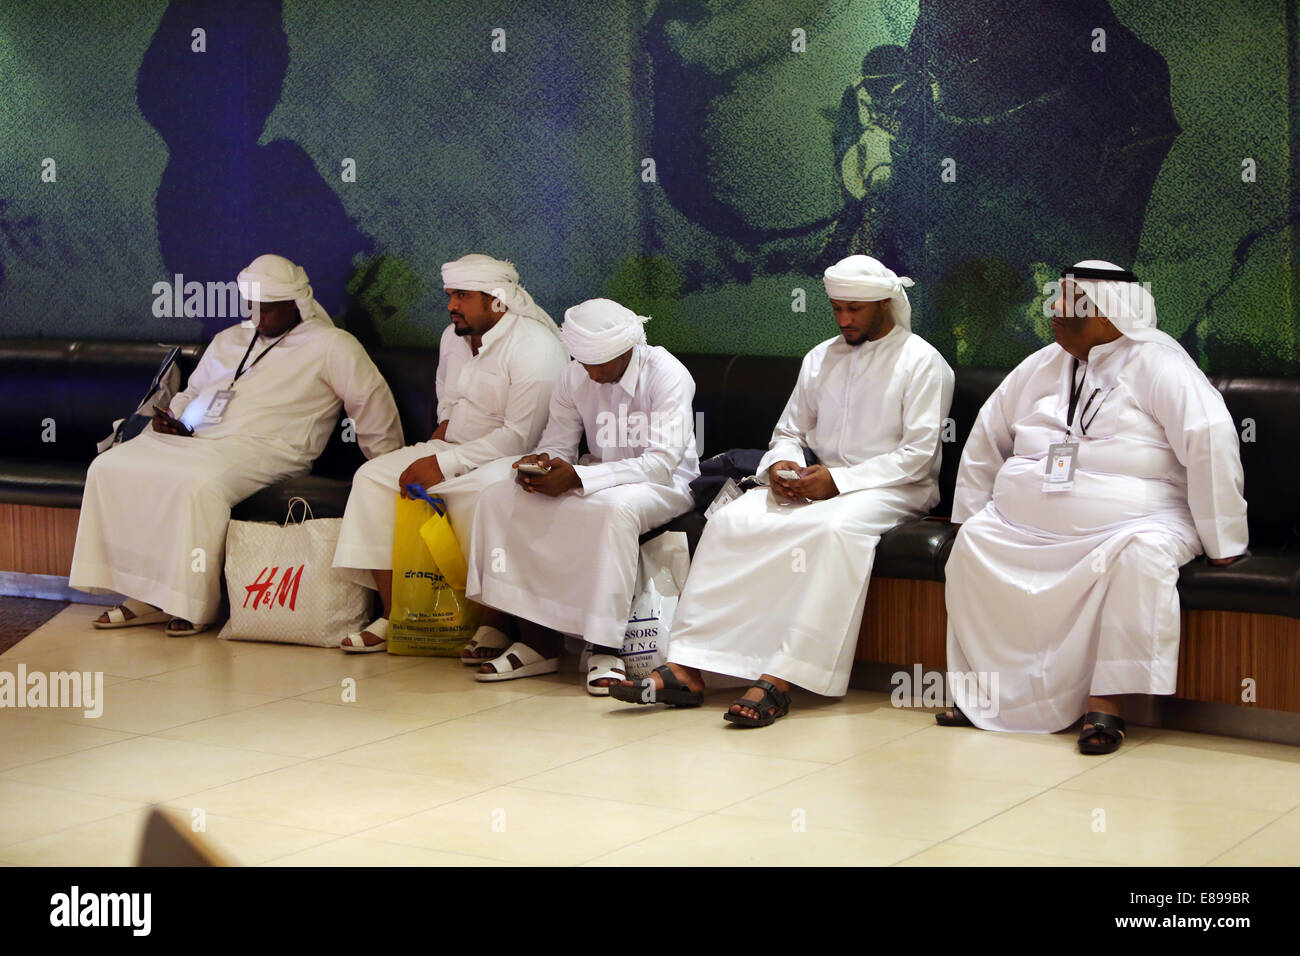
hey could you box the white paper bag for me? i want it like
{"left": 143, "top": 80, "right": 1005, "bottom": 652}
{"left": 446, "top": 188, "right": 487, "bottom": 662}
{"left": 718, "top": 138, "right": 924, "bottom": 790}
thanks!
{"left": 619, "top": 531, "right": 691, "bottom": 679}
{"left": 219, "top": 498, "right": 372, "bottom": 647}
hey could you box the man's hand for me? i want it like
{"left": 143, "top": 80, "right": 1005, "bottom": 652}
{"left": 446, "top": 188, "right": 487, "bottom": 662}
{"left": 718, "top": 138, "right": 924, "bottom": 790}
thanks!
{"left": 430, "top": 421, "right": 449, "bottom": 442}
{"left": 770, "top": 461, "right": 838, "bottom": 501}
{"left": 151, "top": 410, "right": 191, "bottom": 436}
{"left": 786, "top": 464, "right": 839, "bottom": 501}
{"left": 1208, "top": 554, "right": 1245, "bottom": 567}
{"left": 514, "top": 453, "right": 582, "bottom": 497}
{"left": 398, "top": 455, "right": 445, "bottom": 497}
{"left": 768, "top": 460, "right": 806, "bottom": 501}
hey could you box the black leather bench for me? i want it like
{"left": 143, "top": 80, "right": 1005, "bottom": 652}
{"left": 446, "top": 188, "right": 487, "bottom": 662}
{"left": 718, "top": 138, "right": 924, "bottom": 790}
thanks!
{"left": 3, "top": 337, "right": 1298, "bottom": 619}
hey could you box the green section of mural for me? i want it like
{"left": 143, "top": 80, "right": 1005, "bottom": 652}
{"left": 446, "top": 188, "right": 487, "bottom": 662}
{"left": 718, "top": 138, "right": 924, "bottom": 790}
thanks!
{"left": 0, "top": 0, "right": 1292, "bottom": 375}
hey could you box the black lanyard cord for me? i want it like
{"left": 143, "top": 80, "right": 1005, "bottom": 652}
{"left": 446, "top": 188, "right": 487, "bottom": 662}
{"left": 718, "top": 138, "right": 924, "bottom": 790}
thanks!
{"left": 231, "top": 329, "right": 291, "bottom": 386}
{"left": 1065, "top": 358, "right": 1085, "bottom": 438}
{"left": 1065, "top": 357, "right": 1111, "bottom": 437}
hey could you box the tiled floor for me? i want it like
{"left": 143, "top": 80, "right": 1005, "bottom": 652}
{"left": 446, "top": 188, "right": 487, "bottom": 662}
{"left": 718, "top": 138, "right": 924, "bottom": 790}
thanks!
{"left": 1, "top": 603, "right": 1298, "bottom": 866}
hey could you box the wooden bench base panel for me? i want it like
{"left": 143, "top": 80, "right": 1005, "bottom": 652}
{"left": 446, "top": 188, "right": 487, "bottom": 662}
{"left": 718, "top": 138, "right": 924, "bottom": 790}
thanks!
{"left": 854, "top": 576, "right": 1300, "bottom": 714}
{"left": 5, "top": 503, "right": 1299, "bottom": 713}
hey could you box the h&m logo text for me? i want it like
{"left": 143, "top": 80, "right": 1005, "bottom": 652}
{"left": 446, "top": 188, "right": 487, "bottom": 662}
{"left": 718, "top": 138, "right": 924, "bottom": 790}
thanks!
{"left": 244, "top": 565, "right": 304, "bottom": 610}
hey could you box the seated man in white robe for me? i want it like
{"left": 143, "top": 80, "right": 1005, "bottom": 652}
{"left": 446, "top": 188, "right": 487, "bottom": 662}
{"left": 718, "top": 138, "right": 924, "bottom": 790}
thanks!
{"left": 941, "top": 260, "right": 1248, "bottom": 753}
{"left": 610, "top": 255, "right": 954, "bottom": 726}
{"left": 331, "top": 254, "right": 567, "bottom": 652}
{"left": 72, "top": 254, "right": 404, "bottom": 635}
{"left": 465, "top": 298, "right": 700, "bottom": 694}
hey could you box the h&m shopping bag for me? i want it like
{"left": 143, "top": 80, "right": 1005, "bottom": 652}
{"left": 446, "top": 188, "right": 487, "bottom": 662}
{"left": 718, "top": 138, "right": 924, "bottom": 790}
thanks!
{"left": 219, "top": 497, "right": 372, "bottom": 647}
{"left": 388, "top": 484, "right": 481, "bottom": 656}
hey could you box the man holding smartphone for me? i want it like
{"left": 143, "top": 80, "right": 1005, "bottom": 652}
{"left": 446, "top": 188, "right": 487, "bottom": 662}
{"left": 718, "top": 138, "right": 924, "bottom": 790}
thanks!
{"left": 70, "top": 254, "right": 403, "bottom": 636}
{"left": 465, "top": 298, "right": 700, "bottom": 694}
{"left": 610, "top": 255, "right": 953, "bottom": 726}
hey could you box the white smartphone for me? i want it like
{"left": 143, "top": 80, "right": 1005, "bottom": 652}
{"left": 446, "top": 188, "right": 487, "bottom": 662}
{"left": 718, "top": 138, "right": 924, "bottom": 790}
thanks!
{"left": 517, "top": 462, "right": 551, "bottom": 476}
{"left": 775, "top": 469, "right": 801, "bottom": 481}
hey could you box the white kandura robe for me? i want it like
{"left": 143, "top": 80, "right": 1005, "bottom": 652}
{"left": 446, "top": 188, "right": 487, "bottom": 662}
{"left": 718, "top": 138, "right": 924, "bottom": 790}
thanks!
{"left": 332, "top": 312, "right": 568, "bottom": 584}
{"left": 944, "top": 335, "right": 1249, "bottom": 732}
{"left": 467, "top": 344, "right": 700, "bottom": 650}
{"left": 667, "top": 324, "right": 955, "bottom": 695}
{"left": 70, "top": 318, "right": 403, "bottom": 624}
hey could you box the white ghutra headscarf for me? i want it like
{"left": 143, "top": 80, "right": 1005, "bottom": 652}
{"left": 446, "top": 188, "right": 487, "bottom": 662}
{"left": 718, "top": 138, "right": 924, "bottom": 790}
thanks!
{"left": 822, "top": 254, "right": 915, "bottom": 330}
{"left": 237, "top": 253, "right": 333, "bottom": 325}
{"left": 560, "top": 298, "right": 649, "bottom": 365}
{"left": 441, "top": 253, "right": 561, "bottom": 340}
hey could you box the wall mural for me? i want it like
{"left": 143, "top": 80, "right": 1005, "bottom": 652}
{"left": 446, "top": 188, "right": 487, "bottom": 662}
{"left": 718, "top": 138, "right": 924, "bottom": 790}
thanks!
{"left": 0, "top": 0, "right": 1294, "bottom": 374}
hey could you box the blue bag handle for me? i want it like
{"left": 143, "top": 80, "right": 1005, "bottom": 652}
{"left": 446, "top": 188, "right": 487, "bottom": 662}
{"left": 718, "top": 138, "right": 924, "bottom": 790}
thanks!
{"left": 404, "top": 484, "right": 447, "bottom": 516}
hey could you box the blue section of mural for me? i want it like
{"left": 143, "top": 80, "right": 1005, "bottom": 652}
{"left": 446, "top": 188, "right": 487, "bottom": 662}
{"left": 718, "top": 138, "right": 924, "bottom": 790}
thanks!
{"left": 139, "top": 0, "right": 371, "bottom": 338}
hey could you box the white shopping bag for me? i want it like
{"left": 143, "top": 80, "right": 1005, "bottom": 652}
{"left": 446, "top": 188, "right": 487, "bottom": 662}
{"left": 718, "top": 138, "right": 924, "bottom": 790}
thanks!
{"left": 219, "top": 497, "right": 373, "bottom": 647}
{"left": 619, "top": 531, "right": 691, "bottom": 679}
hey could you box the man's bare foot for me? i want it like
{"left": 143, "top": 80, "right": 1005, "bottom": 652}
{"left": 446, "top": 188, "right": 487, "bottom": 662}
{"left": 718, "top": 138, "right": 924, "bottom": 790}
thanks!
{"left": 613, "top": 662, "right": 705, "bottom": 694}
{"left": 729, "top": 674, "right": 790, "bottom": 721}
{"left": 95, "top": 601, "right": 161, "bottom": 625}
{"left": 356, "top": 628, "right": 384, "bottom": 647}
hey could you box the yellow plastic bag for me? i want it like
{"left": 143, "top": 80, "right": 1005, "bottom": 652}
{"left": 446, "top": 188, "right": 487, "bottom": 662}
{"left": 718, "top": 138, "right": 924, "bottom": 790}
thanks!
{"left": 388, "top": 487, "right": 481, "bottom": 656}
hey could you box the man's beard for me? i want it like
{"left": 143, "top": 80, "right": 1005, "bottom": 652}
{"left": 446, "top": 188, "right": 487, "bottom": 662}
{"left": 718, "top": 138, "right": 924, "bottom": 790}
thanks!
{"left": 453, "top": 325, "right": 474, "bottom": 336}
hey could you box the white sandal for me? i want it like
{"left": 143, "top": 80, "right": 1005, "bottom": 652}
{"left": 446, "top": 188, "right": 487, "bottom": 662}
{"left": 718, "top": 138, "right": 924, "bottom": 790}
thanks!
{"left": 586, "top": 653, "right": 627, "bottom": 697}
{"left": 342, "top": 617, "right": 389, "bottom": 653}
{"left": 93, "top": 598, "right": 169, "bottom": 630}
{"left": 166, "top": 618, "right": 211, "bottom": 637}
{"left": 474, "top": 641, "right": 559, "bottom": 682}
{"left": 460, "top": 625, "right": 511, "bottom": 665}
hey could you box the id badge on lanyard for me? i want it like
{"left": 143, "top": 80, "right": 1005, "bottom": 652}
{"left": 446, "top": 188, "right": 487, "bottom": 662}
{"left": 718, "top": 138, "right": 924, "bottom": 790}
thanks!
{"left": 1043, "top": 441, "right": 1078, "bottom": 492}
{"left": 202, "top": 388, "right": 236, "bottom": 424}
{"left": 704, "top": 477, "right": 743, "bottom": 519}
{"left": 1044, "top": 357, "right": 1086, "bottom": 493}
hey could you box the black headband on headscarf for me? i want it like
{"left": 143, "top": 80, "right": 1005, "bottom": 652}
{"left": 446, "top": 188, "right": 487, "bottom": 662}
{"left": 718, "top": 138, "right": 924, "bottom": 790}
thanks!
{"left": 1061, "top": 265, "right": 1140, "bottom": 283}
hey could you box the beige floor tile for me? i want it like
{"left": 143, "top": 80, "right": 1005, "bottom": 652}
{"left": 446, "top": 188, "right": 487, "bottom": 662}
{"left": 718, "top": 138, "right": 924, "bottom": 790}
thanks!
{"left": 2, "top": 619, "right": 109, "bottom": 656}
{"left": 1, "top": 735, "right": 300, "bottom": 802}
{"left": 582, "top": 813, "right": 932, "bottom": 866}
{"left": 154, "top": 698, "right": 439, "bottom": 758}
{"left": 1210, "top": 807, "right": 1300, "bottom": 865}
{"left": 1059, "top": 731, "right": 1300, "bottom": 812}
{"left": 0, "top": 808, "right": 152, "bottom": 866}
{"left": 328, "top": 717, "right": 615, "bottom": 785}
{"left": 2, "top": 630, "right": 246, "bottom": 680}
{"left": 896, "top": 843, "right": 1106, "bottom": 866}
{"left": 294, "top": 665, "right": 537, "bottom": 718}
{"left": 0, "top": 781, "right": 144, "bottom": 848}
{"left": 950, "top": 788, "right": 1280, "bottom": 866}
{"left": 460, "top": 691, "right": 724, "bottom": 745}
{"left": 168, "top": 759, "right": 483, "bottom": 835}
{"left": 718, "top": 763, "right": 1045, "bottom": 842}
{"left": 262, "top": 836, "right": 514, "bottom": 866}
{"left": 144, "top": 642, "right": 421, "bottom": 696}
{"left": 0, "top": 711, "right": 135, "bottom": 771}
{"left": 646, "top": 696, "right": 930, "bottom": 764}
{"left": 29, "top": 679, "right": 277, "bottom": 734}
{"left": 179, "top": 812, "right": 337, "bottom": 865}
{"left": 0, "top": 807, "right": 333, "bottom": 866}
{"left": 364, "top": 786, "right": 696, "bottom": 865}
{"left": 833, "top": 724, "right": 1138, "bottom": 789}
{"left": 515, "top": 739, "right": 825, "bottom": 812}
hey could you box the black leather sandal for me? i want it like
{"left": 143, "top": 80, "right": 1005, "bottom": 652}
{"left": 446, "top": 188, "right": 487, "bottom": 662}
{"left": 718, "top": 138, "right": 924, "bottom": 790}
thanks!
{"left": 723, "top": 679, "right": 791, "bottom": 728}
{"left": 935, "top": 705, "right": 973, "bottom": 727}
{"left": 1078, "top": 711, "right": 1126, "bottom": 755}
{"left": 609, "top": 664, "right": 703, "bottom": 708}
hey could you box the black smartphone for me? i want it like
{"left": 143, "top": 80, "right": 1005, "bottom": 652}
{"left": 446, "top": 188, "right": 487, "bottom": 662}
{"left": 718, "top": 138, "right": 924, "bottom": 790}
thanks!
{"left": 152, "top": 404, "right": 192, "bottom": 435}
